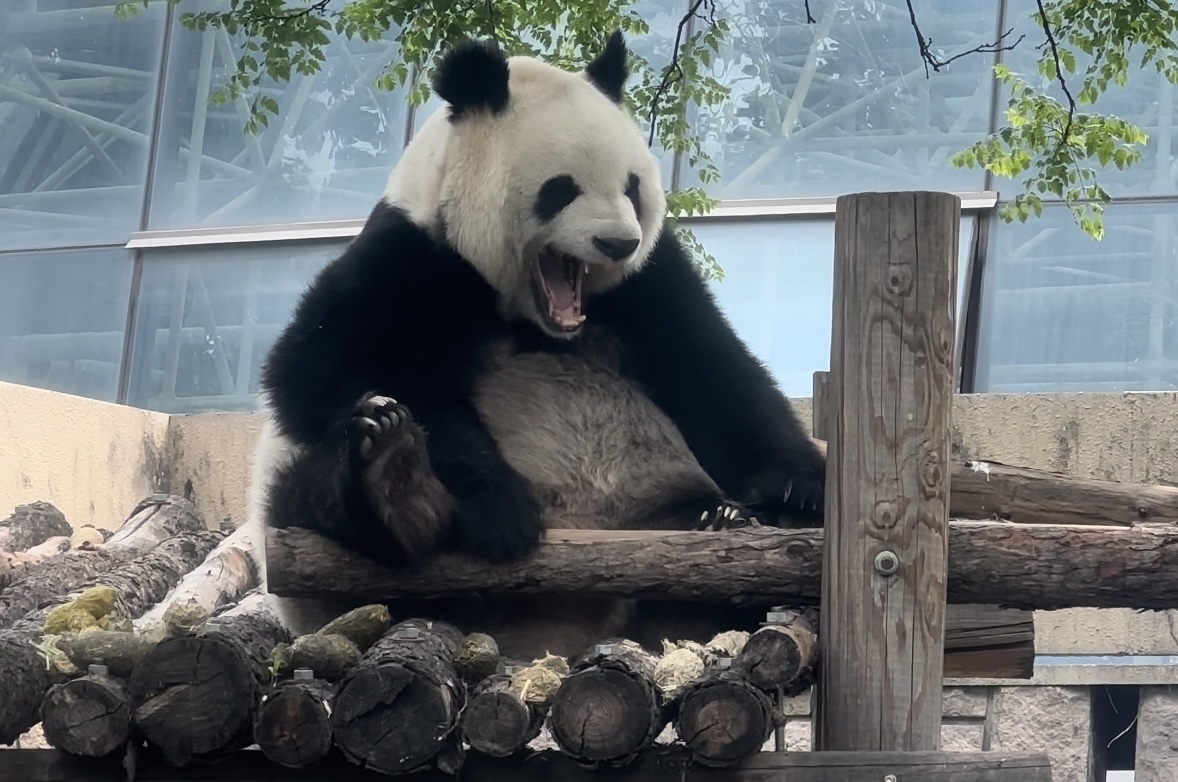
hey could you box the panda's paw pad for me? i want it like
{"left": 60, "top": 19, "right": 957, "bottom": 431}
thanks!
{"left": 350, "top": 394, "right": 414, "bottom": 462}
{"left": 697, "top": 501, "right": 760, "bottom": 532}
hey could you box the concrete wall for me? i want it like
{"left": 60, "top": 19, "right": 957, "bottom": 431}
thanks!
{"left": 3, "top": 382, "right": 1178, "bottom": 657}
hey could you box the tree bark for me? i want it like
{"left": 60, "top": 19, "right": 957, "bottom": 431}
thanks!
{"left": 253, "top": 675, "right": 335, "bottom": 769}
{"left": 460, "top": 673, "right": 547, "bottom": 758}
{"left": 266, "top": 522, "right": 1178, "bottom": 611}
{"left": 549, "top": 639, "right": 665, "bottom": 768}
{"left": 135, "top": 523, "right": 258, "bottom": 641}
{"left": 0, "top": 501, "right": 71, "bottom": 552}
{"left": 330, "top": 620, "right": 465, "bottom": 775}
{"left": 0, "top": 537, "right": 71, "bottom": 591}
{"left": 127, "top": 591, "right": 291, "bottom": 766}
{"left": 0, "top": 529, "right": 223, "bottom": 745}
{"left": 733, "top": 609, "right": 818, "bottom": 696}
{"left": 0, "top": 494, "right": 206, "bottom": 629}
{"left": 673, "top": 666, "right": 777, "bottom": 767}
{"left": 41, "top": 672, "right": 130, "bottom": 758}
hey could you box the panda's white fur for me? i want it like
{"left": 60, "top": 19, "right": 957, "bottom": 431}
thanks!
{"left": 244, "top": 32, "right": 825, "bottom": 662}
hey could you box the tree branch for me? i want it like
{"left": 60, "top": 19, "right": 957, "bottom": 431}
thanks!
{"left": 646, "top": 0, "right": 711, "bottom": 147}
{"left": 904, "top": 0, "right": 1024, "bottom": 77}
{"left": 1034, "top": 0, "right": 1076, "bottom": 153}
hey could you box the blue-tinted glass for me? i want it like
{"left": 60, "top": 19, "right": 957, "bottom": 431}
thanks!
{"left": 695, "top": 215, "right": 974, "bottom": 398}
{"left": 0, "top": 0, "right": 165, "bottom": 250}
{"left": 125, "top": 240, "right": 346, "bottom": 413}
{"left": 974, "top": 203, "right": 1178, "bottom": 392}
{"left": 147, "top": 2, "right": 409, "bottom": 229}
{"left": 0, "top": 246, "right": 134, "bottom": 401}
{"left": 683, "top": 0, "right": 998, "bottom": 198}
{"left": 999, "top": 0, "right": 1178, "bottom": 198}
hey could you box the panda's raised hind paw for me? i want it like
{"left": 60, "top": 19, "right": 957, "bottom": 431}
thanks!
{"left": 697, "top": 501, "right": 761, "bottom": 532}
{"left": 348, "top": 393, "right": 417, "bottom": 466}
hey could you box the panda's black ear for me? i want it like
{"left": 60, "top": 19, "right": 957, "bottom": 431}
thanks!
{"left": 586, "top": 29, "right": 628, "bottom": 104}
{"left": 432, "top": 38, "right": 511, "bottom": 120}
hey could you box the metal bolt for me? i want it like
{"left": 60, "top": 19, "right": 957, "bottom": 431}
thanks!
{"left": 884, "top": 775, "right": 897, "bottom": 782}
{"left": 874, "top": 550, "right": 900, "bottom": 576}
{"left": 293, "top": 668, "right": 314, "bottom": 680}
{"left": 716, "top": 657, "right": 732, "bottom": 669}
{"left": 88, "top": 664, "right": 109, "bottom": 676}
{"left": 595, "top": 643, "right": 616, "bottom": 657}
{"left": 504, "top": 665, "right": 518, "bottom": 675}
{"left": 766, "top": 610, "right": 791, "bottom": 623}
{"left": 393, "top": 627, "right": 421, "bottom": 641}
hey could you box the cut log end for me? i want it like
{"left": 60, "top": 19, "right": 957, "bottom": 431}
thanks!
{"left": 253, "top": 678, "right": 334, "bottom": 769}
{"left": 41, "top": 674, "right": 130, "bottom": 758}
{"left": 460, "top": 675, "right": 546, "bottom": 757}
{"left": 675, "top": 678, "right": 775, "bottom": 767}
{"left": 734, "top": 613, "right": 818, "bottom": 695}
{"left": 330, "top": 624, "right": 464, "bottom": 775}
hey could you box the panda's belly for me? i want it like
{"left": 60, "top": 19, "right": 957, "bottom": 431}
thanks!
{"left": 471, "top": 336, "right": 717, "bottom": 530}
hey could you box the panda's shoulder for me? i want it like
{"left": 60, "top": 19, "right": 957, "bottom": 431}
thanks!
{"left": 303, "top": 201, "right": 497, "bottom": 320}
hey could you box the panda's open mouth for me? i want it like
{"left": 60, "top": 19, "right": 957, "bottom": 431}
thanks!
{"left": 536, "top": 248, "right": 586, "bottom": 332}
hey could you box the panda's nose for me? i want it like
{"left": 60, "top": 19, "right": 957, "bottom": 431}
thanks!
{"left": 593, "top": 236, "right": 640, "bottom": 261}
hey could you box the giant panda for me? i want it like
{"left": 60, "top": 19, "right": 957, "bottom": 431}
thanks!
{"left": 244, "top": 30, "right": 826, "bottom": 662}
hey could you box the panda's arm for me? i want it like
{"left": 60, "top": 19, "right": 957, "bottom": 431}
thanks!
{"left": 593, "top": 227, "right": 825, "bottom": 521}
{"left": 259, "top": 204, "right": 545, "bottom": 563}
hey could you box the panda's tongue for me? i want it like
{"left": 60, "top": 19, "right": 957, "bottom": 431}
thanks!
{"left": 539, "top": 252, "right": 584, "bottom": 329}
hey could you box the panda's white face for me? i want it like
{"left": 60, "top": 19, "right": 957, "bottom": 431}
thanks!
{"left": 382, "top": 33, "right": 667, "bottom": 339}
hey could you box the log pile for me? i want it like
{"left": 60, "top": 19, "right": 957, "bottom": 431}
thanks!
{"left": 0, "top": 495, "right": 831, "bottom": 774}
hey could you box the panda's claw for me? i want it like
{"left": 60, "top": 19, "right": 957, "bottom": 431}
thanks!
{"left": 349, "top": 392, "right": 415, "bottom": 466}
{"left": 696, "top": 500, "right": 759, "bottom": 532}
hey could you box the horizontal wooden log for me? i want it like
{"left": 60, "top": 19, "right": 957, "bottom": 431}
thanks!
{"left": 0, "top": 494, "right": 206, "bottom": 629}
{"left": 0, "top": 537, "right": 71, "bottom": 591}
{"left": 269, "top": 521, "right": 1177, "bottom": 610}
{"left": 0, "top": 746, "right": 1053, "bottom": 781}
{"left": 0, "top": 529, "right": 224, "bottom": 745}
{"left": 0, "top": 501, "right": 71, "bottom": 553}
{"left": 135, "top": 523, "right": 258, "bottom": 641}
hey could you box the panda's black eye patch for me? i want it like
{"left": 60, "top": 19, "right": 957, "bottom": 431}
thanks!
{"left": 625, "top": 173, "right": 641, "bottom": 217}
{"left": 534, "top": 175, "right": 582, "bottom": 222}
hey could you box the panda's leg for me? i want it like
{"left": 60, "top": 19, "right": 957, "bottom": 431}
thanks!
{"left": 264, "top": 393, "right": 453, "bottom": 567}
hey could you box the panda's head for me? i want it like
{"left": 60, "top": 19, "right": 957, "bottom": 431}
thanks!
{"left": 382, "top": 31, "right": 667, "bottom": 339}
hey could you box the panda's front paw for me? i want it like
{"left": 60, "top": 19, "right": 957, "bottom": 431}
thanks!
{"left": 347, "top": 393, "right": 416, "bottom": 466}
{"left": 743, "top": 464, "right": 826, "bottom": 526}
{"left": 450, "top": 476, "right": 544, "bottom": 563}
{"left": 696, "top": 500, "right": 761, "bottom": 531}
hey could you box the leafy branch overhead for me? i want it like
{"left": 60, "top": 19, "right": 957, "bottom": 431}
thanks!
{"left": 114, "top": 0, "right": 1178, "bottom": 259}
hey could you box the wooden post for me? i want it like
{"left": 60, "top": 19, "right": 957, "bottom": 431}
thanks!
{"left": 811, "top": 371, "right": 831, "bottom": 441}
{"left": 814, "top": 192, "right": 960, "bottom": 753}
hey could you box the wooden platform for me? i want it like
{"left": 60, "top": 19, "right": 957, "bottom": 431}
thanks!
{"left": 0, "top": 747, "right": 1053, "bottom": 782}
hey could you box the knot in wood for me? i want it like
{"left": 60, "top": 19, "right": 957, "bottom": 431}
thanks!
{"left": 873, "top": 500, "right": 898, "bottom": 529}
{"left": 886, "top": 263, "right": 913, "bottom": 295}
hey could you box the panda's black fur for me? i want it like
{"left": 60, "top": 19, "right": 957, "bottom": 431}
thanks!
{"left": 250, "top": 32, "right": 826, "bottom": 661}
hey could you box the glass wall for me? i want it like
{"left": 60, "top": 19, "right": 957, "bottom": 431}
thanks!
{"left": 1, "top": 0, "right": 1176, "bottom": 412}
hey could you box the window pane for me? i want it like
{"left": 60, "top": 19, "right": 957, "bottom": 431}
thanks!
{"left": 0, "top": 247, "right": 133, "bottom": 401}
{"left": 695, "top": 215, "right": 974, "bottom": 399}
{"left": 0, "top": 0, "right": 165, "bottom": 251}
{"left": 146, "top": 8, "right": 409, "bottom": 230}
{"left": 125, "top": 241, "right": 346, "bottom": 413}
{"left": 973, "top": 203, "right": 1178, "bottom": 392}
{"left": 684, "top": 0, "right": 998, "bottom": 199}
{"left": 999, "top": 0, "right": 1178, "bottom": 198}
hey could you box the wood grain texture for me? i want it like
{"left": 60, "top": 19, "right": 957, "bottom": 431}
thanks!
{"left": 815, "top": 191, "right": 959, "bottom": 752}
{"left": 0, "top": 747, "right": 1053, "bottom": 782}
{"left": 268, "top": 521, "right": 1178, "bottom": 610}
{"left": 40, "top": 674, "right": 131, "bottom": 758}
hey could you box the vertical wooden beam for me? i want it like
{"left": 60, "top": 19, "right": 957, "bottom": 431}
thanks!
{"left": 811, "top": 370, "right": 831, "bottom": 441}
{"left": 813, "top": 192, "right": 960, "bottom": 753}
